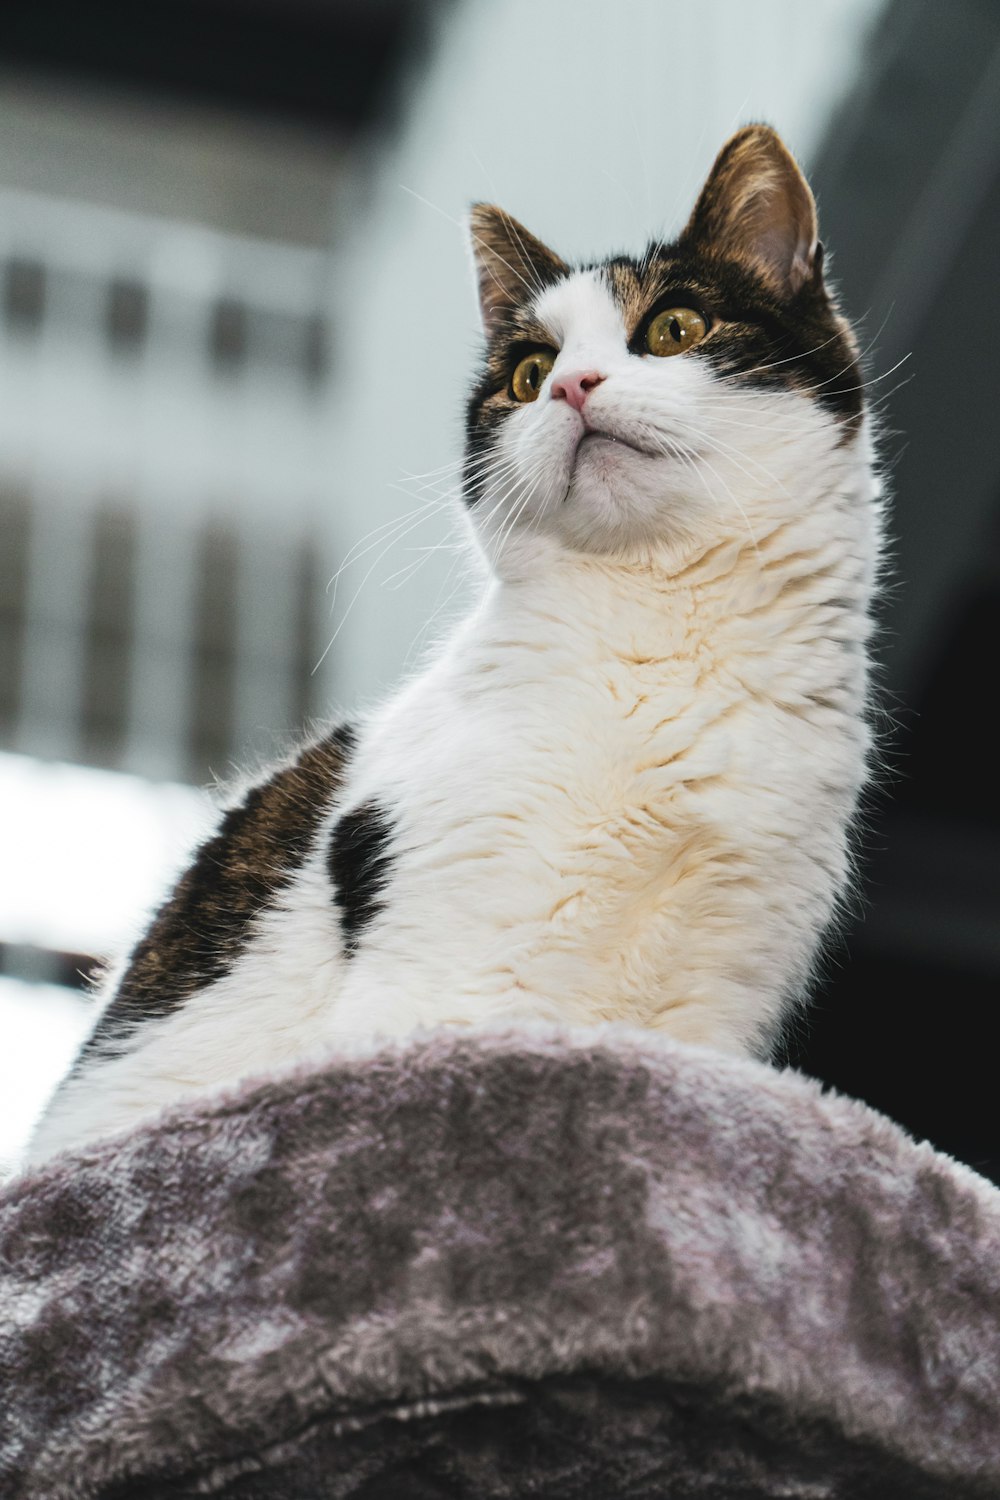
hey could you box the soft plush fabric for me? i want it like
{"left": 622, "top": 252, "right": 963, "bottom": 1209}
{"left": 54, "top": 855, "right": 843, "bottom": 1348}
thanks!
{"left": 1, "top": 1026, "right": 998, "bottom": 1499}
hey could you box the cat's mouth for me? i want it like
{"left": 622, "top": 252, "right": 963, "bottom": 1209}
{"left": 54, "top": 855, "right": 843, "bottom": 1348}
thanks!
{"left": 575, "top": 428, "right": 657, "bottom": 462}
{"left": 573, "top": 419, "right": 696, "bottom": 468}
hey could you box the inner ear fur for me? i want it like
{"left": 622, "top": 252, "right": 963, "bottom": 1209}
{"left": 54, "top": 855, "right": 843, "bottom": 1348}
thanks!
{"left": 682, "top": 125, "right": 820, "bottom": 299}
{"left": 468, "top": 204, "right": 568, "bottom": 338}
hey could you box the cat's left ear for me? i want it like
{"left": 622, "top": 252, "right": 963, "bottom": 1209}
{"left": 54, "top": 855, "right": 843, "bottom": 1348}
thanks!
{"left": 682, "top": 125, "right": 821, "bottom": 300}
{"left": 468, "top": 204, "right": 568, "bottom": 338}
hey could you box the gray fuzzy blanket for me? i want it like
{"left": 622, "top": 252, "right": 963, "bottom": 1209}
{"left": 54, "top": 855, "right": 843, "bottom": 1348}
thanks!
{"left": 1, "top": 1027, "right": 999, "bottom": 1499}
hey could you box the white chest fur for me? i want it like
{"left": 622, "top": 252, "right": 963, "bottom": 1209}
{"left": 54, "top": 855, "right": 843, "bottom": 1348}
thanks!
{"left": 333, "top": 483, "right": 876, "bottom": 1056}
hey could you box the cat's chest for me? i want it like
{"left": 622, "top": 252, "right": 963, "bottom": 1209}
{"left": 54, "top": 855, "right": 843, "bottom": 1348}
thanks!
{"left": 330, "top": 635, "right": 776, "bottom": 1039}
{"left": 359, "top": 636, "right": 738, "bottom": 874}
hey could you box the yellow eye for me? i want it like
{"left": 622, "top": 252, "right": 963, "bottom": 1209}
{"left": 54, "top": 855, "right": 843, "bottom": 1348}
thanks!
{"left": 511, "top": 350, "right": 555, "bottom": 402}
{"left": 645, "top": 306, "right": 709, "bottom": 357}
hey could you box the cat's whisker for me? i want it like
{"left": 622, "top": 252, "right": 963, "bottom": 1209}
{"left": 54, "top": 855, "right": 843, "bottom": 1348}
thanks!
{"left": 832, "top": 302, "right": 897, "bottom": 371}
{"left": 397, "top": 455, "right": 467, "bottom": 483}
{"left": 396, "top": 447, "right": 540, "bottom": 518}
{"left": 709, "top": 305, "right": 894, "bottom": 392}
{"left": 471, "top": 229, "right": 547, "bottom": 306}
{"left": 463, "top": 451, "right": 529, "bottom": 488}
{"left": 465, "top": 146, "right": 550, "bottom": 303}
{"left": 388, "top": 478, "right": 478, "bottom": 516}
{"left": 658, "top": 432, "right": 762, "bottom": 557}
{"left": 397, "top": 182, "right": 463, "bottom": 228}
{"left": 496, "top": 209, "right": 550, "bottom": 300}
{"left": 383, "top": 546, "right": 449, "bottom": 593}
{"left": 387, "top": 487, "right": 462, "bottom": 518}
{"left": 753, "top": 362, "right": 910, "bottom": 422}
{"left": 693, "top": 403, "right": 828, "bottom": 435}
{"left": 325, "top": 516, "right": 415, "bottom": 594}
{"left": 670, "top": 416, "right": 795, "bottom": 508}
{"left": 316, "top": 497, "right": 462, "bottom": 673}
{"left": 387, "top": 533, "right": 471, "bottom": 598}
{"left": 789, "top": 350, "right": 911, "bottom": 405}
{"left": 467, "top": 454, "right": 548, "bottom": 530}
{"left": 714, "top": 340, "right": 910, "bottom": 410}
{"left": 484, "top": 463, "right": 548, "bottom": 563}
{"left": 710, "top": 327, "right": 846, "bottom": 386}
{"left": 397, "top": 182, "right": 545, "bottom": 309}
{"left": 484, "top": 479, "right": 538, "bottom": 560}
{"left": 816, "top": 352, "right": 912, "bottom": 400}
{"left": 667, "top": 438, "right": 736, "bottom": 540}
{"left": 400, "top": 452, "right": 510, "bottom": 498}
{"left": 464, "top": 466, "right": 529, "bottom": 529}
{"left": 701, "top": 435, "right": 792, "bottom": 503}
{"left": 327, "top": 501, "right": 451, "bottom": 620}
{"left": 492, "top": 493, "right": 538, "bottom": 563}
{"left": 864, "top": 373, "right": 915, "bottom": 418}
{"left": 380, "top": 499, "right": 472, "bottom": 595}
{"left": 404, "top": 543, "right": 476, "bottom": 670}
{"left": 460, "top": 446, "right": 534, "bottom": 493}
{"left": 462, "top": 490, "right": 519, "bottom": 555}
{"left": 395, "top": 463, "right": 467, "bottom": 496}
{"left": 327, "top": 496, "right": 448, "bottom": 586}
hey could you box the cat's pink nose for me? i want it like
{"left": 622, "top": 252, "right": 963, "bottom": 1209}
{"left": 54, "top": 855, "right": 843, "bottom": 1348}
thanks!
{"left": 550, "top": 369, "right": 606, "bottom": 412}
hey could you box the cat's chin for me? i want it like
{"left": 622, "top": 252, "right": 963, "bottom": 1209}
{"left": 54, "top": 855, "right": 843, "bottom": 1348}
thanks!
{"left": 558, "top": 443, "right": 682, "bottom": 553}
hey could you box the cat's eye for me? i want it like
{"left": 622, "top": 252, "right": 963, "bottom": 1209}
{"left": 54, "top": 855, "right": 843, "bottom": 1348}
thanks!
{"left": 645, "top": 306, "right": 709, "bottom": 357}
{"left": 511, "top": 350, "right": 555, "bottom": 402}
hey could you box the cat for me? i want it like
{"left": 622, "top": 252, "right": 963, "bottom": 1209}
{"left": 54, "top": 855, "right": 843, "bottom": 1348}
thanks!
{"left": 26, "top": 125, "right": 883, "bottom": 1167}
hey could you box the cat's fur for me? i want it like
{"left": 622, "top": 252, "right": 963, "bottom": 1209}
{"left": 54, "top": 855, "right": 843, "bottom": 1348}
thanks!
{"left": 27, "top": 126, "right": 882, "bottom": 1166}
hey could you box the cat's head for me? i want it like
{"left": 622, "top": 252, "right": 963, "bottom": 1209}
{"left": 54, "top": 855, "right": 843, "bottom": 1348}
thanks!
{"left": 464, "top": 125, "right": 865, "bottom": 572}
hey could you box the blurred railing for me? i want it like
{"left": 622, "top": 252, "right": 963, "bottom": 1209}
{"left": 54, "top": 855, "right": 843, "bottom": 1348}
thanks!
{"left": 0, "top": 187, "right": 338, "bottom": 784}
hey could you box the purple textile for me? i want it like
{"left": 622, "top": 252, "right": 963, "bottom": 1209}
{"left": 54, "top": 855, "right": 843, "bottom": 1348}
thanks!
{"left": 2, "top": 1026, "right": 998, "bottom": 1498}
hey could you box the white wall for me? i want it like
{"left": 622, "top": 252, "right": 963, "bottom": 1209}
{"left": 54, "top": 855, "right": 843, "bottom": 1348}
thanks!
{"left": 320, "top": 0, "right": 886, "bottom": 712}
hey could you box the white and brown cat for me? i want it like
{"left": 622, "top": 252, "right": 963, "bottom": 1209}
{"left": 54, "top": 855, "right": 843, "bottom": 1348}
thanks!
{"left": 28, "top": 125, "right": 883, "bottom": 1166}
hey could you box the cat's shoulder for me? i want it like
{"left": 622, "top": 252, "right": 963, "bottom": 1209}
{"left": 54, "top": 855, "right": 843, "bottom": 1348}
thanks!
{"left": 75, "top": 720, "right": 358, "bottom": 1064}
{"left": 134, "top": 719, "right": 358, "bottom": 989}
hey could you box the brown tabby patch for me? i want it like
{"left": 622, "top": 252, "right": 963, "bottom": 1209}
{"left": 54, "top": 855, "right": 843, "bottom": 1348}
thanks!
{"left": 74, "top": 723, "right": 356, "bottom": 1067}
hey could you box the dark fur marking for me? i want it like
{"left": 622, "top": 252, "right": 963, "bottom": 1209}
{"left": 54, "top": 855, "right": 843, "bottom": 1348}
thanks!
{"left": 327, "top": 800, "right": 395, "bottom": 954}
{"left": 607, "top": 246, "right": 862, "bottom": 425}
{"left": 469, "top": 203, "right": 568, "bottom": 342}
{"left": 74, "top": 722, "right": 356, "bottom": 1068}
{"left": 464, "top": 223, "right": 863, "bottom": 508}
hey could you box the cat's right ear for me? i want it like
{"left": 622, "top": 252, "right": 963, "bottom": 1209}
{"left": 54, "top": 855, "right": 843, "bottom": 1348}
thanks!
{"left": 468, "top": 204, "right": 568, "bottom": 339}
{"left": 681, "top": 125, "right": 821, "bottom": 300}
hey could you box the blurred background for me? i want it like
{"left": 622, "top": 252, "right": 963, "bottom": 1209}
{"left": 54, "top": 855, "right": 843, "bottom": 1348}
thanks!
{"left": 1, "top": 0, "right": 997, "bottom": 1177}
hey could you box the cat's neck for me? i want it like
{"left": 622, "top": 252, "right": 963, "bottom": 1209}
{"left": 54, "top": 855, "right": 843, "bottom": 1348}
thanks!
{"left": 471, "top": 499, "right": 873, "bottom": 671}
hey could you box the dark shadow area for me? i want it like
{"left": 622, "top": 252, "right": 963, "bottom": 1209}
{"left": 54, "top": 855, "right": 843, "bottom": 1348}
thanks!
{"left": 1, "top": 0, "right": 449, "bottom": 135}
{"left": 794, "top": 0, "right": 1000, "bottom": 1184}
